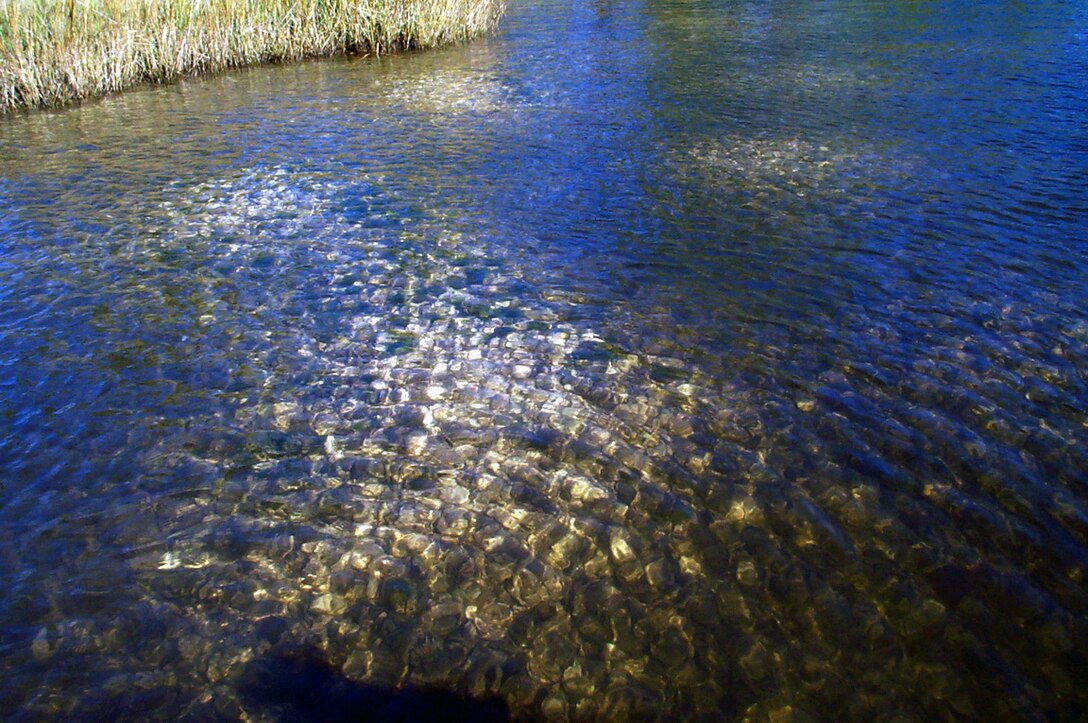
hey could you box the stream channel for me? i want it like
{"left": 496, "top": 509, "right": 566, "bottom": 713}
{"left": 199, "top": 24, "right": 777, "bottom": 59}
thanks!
{"left": 1, "top": 0, "right": 1087, "bottom": 719}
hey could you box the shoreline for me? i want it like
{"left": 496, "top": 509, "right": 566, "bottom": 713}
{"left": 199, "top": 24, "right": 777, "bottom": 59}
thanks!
{"left": 0, "top": 0, "right": 505, "bottom": 115}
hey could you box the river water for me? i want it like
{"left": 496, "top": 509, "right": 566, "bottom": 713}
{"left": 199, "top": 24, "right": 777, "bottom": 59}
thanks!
{"left": 1, "top": 0, "right": 1087, "bottom": 719}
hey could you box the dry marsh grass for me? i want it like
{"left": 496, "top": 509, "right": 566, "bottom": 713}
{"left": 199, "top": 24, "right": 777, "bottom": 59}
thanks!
{"left": 0, "top": 0, "right": 505, "bottom": 113}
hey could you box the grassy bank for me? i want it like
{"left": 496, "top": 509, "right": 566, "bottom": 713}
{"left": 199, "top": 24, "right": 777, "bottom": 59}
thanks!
{"left": 0, "top": 0, "right": 505, "bottom": 113}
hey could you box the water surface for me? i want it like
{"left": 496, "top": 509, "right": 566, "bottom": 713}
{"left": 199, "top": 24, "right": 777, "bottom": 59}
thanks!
{"left": 1, "top": 0, "right": 1087, "bottom": 719}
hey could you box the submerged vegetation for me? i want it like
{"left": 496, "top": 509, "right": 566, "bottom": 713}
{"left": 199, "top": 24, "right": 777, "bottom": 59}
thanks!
{"left": 0, "top": 0, "right": 505, "bottom": 113}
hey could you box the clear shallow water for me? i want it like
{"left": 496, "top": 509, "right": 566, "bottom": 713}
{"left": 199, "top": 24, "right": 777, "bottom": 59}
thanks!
{"left": 1, "top": 0, "right": 1087, "bottom": 719}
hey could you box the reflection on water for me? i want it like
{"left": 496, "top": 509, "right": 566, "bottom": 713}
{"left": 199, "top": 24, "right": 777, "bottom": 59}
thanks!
{"left": 2, "top": 0, "right": 1087, "bottom": 719}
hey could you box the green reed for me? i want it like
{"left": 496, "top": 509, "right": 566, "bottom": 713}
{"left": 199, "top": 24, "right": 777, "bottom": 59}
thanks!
{"left": 0, "top": 0, "right": 504, "bottom": 113}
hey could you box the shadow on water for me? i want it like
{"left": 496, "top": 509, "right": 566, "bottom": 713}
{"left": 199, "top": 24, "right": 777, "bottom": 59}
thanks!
{"left": 236, "top": 649, "right": 510, "bottom": 723}
{"left": 55, "top": 648, "right": 511, "bottom": 721}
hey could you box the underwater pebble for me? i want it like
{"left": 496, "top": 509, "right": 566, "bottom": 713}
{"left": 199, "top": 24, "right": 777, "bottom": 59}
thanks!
{"left": 311, "top": 594, "right": 347, "bottom": 615}
{"left": 609, "top": 531, "right": 637, "bottom": 564}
